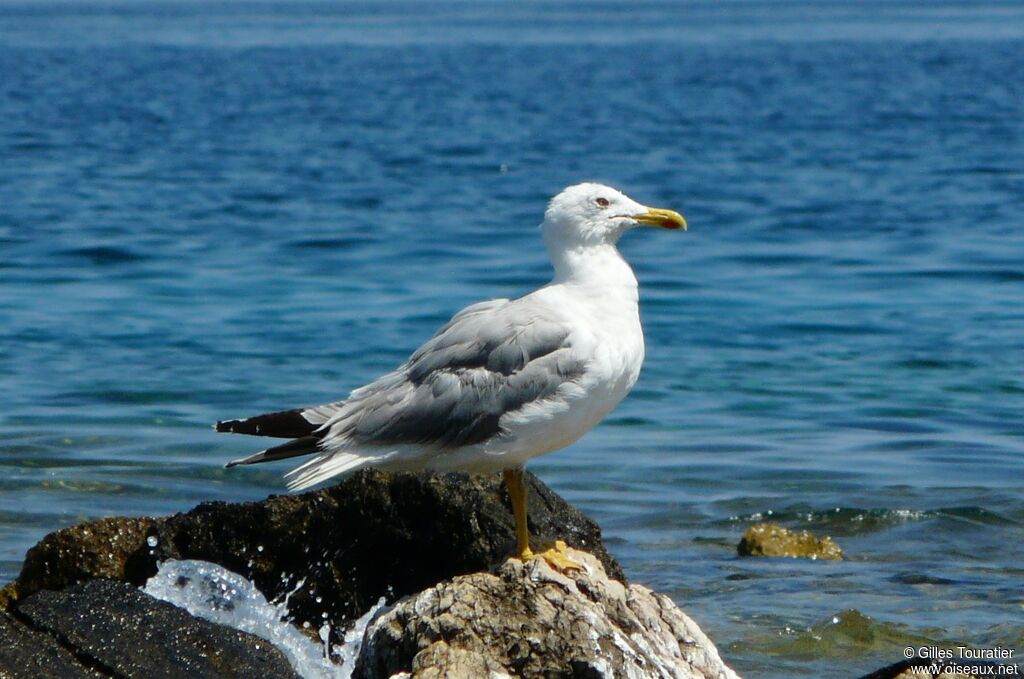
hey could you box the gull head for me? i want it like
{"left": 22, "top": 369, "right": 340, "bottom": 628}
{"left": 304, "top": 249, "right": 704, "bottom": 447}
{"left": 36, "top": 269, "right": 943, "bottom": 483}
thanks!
{"left": 542, "top": 183, "right": 686, "bottom": 248}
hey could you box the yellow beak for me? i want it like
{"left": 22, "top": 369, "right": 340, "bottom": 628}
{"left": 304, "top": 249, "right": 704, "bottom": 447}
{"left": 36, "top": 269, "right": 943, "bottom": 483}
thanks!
{"left": 633, "top": 207, "right": 687, "bottom": 231}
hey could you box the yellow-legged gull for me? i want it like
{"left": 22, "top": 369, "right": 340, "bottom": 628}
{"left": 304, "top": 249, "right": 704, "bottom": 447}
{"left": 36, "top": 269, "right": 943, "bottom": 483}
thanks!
{"left": 217, "top": 183, "right": 686, "bottom": 568}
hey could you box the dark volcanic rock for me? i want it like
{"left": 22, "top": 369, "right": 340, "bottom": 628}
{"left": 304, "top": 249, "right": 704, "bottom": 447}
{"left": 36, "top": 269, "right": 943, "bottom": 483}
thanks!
{"left": 13, "top": 579, "right": 299, "bottom": 679}
{"left": 16, "top": 516, "right": 156, "bottom": 596}
{"left": 12, "top": 470, "right": 622, "bottom": 643}
{"left": 0, "top": 611, "right": 102, "bottom": 679}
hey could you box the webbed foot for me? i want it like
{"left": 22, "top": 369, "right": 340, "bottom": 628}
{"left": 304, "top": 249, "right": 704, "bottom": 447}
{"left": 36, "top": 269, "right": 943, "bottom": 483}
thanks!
{"left": 518, "top": 540, "right": 583, "bottom": 572}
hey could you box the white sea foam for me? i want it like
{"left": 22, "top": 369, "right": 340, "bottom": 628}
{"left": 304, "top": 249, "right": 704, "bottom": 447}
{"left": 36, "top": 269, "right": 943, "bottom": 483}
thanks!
{"left": 143, "top": 559, "right": 386, "bottom": 679}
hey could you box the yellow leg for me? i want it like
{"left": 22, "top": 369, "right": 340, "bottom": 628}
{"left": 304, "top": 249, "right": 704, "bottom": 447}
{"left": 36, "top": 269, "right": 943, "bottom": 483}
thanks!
{"left": 503, "top": 468, "right": 582, "bottom": 572}
{"left": 503, "top": 468, "right": 533, "bottom": 558}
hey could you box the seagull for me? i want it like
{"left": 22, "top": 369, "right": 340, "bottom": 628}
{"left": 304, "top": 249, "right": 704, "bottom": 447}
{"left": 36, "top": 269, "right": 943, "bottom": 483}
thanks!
{"left": 217, "top": 183, "right": 686, "bottom": 569}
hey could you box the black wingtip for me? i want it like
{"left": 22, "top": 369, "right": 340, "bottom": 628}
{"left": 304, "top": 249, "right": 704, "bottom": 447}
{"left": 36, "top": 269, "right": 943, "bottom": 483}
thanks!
{"left": 213, "top": 410, "right": 318, "bottom": 439}
{"left": 223, "top": 436, "right": 321, "bottom": 469}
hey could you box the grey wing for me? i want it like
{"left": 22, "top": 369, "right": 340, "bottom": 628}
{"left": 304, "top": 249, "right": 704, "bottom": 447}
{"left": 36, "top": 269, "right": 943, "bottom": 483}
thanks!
{"left": 287, "top": 300, "right": 512, "bottom": 429}
{"left": 315, "top": 296, "right": 587, "bottom": 449}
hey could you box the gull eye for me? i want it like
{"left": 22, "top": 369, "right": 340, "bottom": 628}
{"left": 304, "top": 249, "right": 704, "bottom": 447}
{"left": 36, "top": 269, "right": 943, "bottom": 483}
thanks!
{"left": 595, "top": 197, "right": 610, "bottom": 207}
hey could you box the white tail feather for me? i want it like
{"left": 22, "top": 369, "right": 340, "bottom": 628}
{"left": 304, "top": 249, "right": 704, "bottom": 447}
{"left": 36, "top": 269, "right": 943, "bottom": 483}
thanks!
{"left": 284, "top": 451, "right": 384, "bottom": 491}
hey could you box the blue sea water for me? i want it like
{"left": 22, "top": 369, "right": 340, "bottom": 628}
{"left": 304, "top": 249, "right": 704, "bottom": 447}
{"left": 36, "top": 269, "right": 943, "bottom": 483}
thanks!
{"left": 1, "top": 1, "right": 1023, "bottom": 676}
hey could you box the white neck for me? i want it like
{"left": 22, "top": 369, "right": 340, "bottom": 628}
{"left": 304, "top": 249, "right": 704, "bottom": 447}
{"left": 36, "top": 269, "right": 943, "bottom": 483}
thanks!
{"left": 544, "top": 230, "right": 639, "bottom": 299}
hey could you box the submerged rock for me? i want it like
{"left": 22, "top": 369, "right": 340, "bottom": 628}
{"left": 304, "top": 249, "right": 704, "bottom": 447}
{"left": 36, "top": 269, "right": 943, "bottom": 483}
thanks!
{"left": 355, "top": 546, "right": 740, "bottom": 679}
{"left": 860, "top": 657, "right": 1012, "bottom": 679}
{"left": 737, "top": 522, "right": 843, "bottom": 560}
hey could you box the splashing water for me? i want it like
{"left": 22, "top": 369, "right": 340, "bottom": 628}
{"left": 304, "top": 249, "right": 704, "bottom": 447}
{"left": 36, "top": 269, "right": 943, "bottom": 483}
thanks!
{"left": 143, "top": 559, "right": 386, "bottom": 679}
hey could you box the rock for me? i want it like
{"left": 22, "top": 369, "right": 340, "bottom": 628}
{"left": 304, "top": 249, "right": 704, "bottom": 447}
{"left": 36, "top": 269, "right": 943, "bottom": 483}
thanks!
{"left": 10, "top": 470, "right": 622, "bottom": 644}
{"left": 355, "top": 546, "right": 741, "bottom": 679}
{"left": 859, "top": 658, "right": 1013, "bottom": 679}
{"left": 0, "top": 470, "right": 741, "bottom": 678}
{"left": 14, "top": 516, "right": 156, "bottom": 597}
{"left": 0, "top": 611, "right": 103, "bottom": 679}
{"left": 737, "top": 522, "right": 842, "bottom": 560}
{"left": 12, "top": 579, "right": 298, "bottom": 679}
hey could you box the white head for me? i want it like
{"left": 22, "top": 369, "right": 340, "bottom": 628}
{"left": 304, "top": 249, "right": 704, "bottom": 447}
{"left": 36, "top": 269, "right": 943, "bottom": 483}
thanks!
{"left": 542, "top": 183, "right": 686, "bottom": 249}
